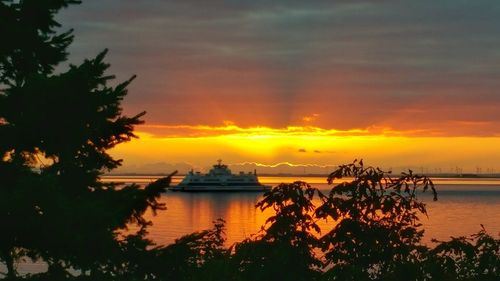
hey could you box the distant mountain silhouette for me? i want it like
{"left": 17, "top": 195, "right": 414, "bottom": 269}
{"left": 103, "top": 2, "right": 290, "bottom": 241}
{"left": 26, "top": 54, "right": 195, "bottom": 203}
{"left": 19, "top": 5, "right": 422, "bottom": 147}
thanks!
{"left": 110, "top": 162, "right": 201, "bottom": 175}
{"left": 109, "top": 162, "right": 500, "bottom": 177}
{"left": 110, "top": 162, "right": 337, "bottom": 175}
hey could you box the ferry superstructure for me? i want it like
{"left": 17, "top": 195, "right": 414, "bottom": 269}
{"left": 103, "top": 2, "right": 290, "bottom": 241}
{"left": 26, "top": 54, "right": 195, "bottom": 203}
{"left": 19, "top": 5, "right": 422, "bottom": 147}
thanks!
{"left": 170, "top": 160, "right": 271, "bottom": 192}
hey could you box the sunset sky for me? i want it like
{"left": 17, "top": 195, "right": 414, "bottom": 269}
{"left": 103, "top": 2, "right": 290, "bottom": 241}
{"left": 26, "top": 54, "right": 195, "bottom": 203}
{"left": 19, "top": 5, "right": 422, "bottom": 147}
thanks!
{"left": 57, "top": 1, "right": 500, "bottom": 173}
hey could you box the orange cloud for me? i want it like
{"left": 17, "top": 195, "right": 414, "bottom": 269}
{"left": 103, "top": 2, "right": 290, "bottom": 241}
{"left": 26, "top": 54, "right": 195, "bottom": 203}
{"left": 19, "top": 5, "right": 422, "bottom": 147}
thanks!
{"left": 136, "top": 123, "right": 444, "bottom": 138}
{"left": 302, "top": 113, "right": 320, "bottom": 122}
{"left": 112, "top": 129, "right": 500, "bottom": 174}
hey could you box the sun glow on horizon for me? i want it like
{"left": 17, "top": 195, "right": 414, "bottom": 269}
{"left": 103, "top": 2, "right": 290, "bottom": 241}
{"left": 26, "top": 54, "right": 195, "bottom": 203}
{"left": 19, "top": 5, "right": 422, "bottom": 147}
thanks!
{"left": 136, "top": 123, "right": 445, "bottom": 138}
{"left": 110, "top": 123, "right": 500, "bottom": 173}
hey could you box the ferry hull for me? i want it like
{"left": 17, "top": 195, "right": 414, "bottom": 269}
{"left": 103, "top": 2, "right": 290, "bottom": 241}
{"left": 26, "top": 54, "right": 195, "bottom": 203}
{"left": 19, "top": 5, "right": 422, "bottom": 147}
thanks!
{"left": 173, "top": 160, "right": 270, "bottom": 192}
{"left": 169, "top": 185, "right": 271, "bottom": 192}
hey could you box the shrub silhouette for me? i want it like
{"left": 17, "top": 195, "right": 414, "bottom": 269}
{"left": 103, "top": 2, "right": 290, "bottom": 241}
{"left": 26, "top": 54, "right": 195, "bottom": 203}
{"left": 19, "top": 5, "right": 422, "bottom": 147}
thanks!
{"left": 153, "top": 219, "right": 229, "bottom": 281}
{"left": 231, "top": 181, "right": 322, "bottom": 281}
{"left": 316, "top": 160, "right": 436, "bottom": 280}
{"left": 1, "top": 1, "right": 499, "bottom": 280}
{"left": 139, "top": 161, "right": 497, "bottom": 281}
{"left": 424, "top": 226, "right": 500, "bottom": 281}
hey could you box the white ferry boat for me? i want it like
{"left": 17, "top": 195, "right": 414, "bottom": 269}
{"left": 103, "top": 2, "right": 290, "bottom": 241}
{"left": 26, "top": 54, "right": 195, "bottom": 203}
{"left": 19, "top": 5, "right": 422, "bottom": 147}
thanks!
{"left": 169, "top": 160, "right": 271, "bottom": 192}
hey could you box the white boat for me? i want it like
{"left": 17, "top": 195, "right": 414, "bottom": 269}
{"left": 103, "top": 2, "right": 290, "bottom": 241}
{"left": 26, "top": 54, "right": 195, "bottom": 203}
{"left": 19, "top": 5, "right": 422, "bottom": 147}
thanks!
{"left": 169, "top": 160, "right": 271, "bottom": 192}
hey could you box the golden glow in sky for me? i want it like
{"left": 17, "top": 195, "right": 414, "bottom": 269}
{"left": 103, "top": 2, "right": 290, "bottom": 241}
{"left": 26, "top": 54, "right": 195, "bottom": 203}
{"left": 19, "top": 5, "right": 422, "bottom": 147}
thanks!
{"left": 59, "top": 2, "right": 500, "bottom": 174}
{"left": 110, "top": 122, "right": 500, "bottom": 174}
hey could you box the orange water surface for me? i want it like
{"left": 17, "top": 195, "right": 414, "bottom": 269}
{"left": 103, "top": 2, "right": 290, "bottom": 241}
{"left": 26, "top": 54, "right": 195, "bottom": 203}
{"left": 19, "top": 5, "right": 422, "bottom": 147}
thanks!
{"left": 112, "top": 176, "right": 500, "bottom": 246}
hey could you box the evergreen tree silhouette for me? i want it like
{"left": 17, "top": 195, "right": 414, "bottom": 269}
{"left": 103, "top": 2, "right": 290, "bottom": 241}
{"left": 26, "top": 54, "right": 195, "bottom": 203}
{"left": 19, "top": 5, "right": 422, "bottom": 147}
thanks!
{"left": 1, "top": 1, "right": 499, "bottom": 280}
{"left": 0, "top": 1, "right": 170, "bottom": 279}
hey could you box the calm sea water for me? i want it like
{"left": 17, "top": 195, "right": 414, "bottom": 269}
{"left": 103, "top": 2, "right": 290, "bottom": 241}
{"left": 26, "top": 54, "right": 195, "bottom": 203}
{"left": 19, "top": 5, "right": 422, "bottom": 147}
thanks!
{"left": 5, "top": 176, "right": 500, "bottom": 275}
{"left": 110, "top": 175, "right": 500, "bottom": 246}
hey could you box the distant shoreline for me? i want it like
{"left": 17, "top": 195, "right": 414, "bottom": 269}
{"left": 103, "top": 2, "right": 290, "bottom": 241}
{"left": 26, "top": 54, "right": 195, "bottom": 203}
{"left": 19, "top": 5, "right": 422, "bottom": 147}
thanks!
{"left": 104, "top": 173, "right": 500, "bottom": 179}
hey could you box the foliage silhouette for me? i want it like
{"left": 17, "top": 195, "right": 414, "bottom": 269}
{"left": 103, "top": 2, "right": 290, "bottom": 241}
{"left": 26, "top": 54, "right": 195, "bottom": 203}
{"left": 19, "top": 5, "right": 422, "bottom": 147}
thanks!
{"left": 1, "top": 1, "right": 499, "bottom": 280}
{"left": 147, "top": 161, "right": 496, "bottom": 281}
{"left": 0, "top": 0, "right": 169, "bottom": 279}
{"left": 231, "top": 181, "right": 322, "bottom": 281}
{"left": 316, "top": 159, "right": 437, "bottom": 280}
{"left": 424, "top": 226, "right": 500, "bottom": 281}
{"left": 152, "top": 218, "right": 229, "bottom": 281}
{"left": 0, "top": 0, "right": 79, "bottom": 86}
